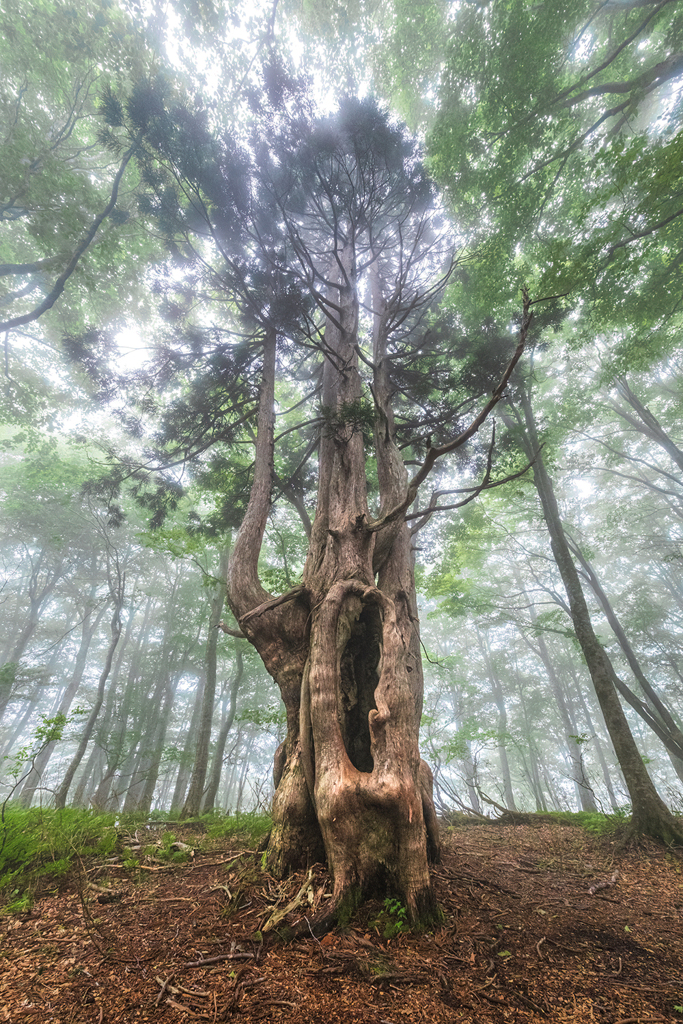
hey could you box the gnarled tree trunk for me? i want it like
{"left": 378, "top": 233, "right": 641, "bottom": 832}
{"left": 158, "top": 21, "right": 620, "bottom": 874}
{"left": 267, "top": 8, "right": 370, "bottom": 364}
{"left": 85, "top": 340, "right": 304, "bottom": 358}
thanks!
{"left": 228, "top": 266, "right": 441, "bottom": 929}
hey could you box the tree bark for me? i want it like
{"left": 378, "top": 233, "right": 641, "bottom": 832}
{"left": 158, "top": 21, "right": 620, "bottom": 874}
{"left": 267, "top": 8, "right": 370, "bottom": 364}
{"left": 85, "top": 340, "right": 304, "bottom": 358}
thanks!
{"left": 17, "top": 575, "right": 108, "bottom": 807}
{"left": 566, "top": 535, "right": 683, "bottom": 779}
{"left": 516, "top": 598, "right": 598, "bottom": 811}
{"left": 228, "top": 272, "right": 441, "bottom": 927}
{"left": 612, "top": 376, "right": 683, "bottom": 473}
{"left": 54, "top": 581, "right": 124, "bottom": 809}
{"left": 476, "top": 630, "right": 518, "bottom": 811}
{"left": 170, "top": 675, "right": 204, "bottom": 813}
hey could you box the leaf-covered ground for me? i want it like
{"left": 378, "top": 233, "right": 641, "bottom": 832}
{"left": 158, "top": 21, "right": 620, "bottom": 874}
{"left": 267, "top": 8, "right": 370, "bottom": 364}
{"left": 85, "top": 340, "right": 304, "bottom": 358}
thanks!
{"left": 1, "top": 821, "right": 682, "bottom": 1023}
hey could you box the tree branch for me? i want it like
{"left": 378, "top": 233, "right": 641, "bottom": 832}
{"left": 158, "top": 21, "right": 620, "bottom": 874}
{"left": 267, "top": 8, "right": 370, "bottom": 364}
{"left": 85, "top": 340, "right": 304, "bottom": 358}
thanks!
{"left": 0, "top": 144, "right": 138, "bottom": 333}
{"left": 367, "top": 289, "right": 534, "bottom": 534}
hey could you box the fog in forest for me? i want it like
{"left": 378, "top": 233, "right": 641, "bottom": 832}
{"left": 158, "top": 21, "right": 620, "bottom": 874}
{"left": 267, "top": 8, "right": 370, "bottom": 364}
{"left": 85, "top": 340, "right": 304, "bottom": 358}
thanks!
{"left": 2, "top": 0, "right": 682, "bottom": 866}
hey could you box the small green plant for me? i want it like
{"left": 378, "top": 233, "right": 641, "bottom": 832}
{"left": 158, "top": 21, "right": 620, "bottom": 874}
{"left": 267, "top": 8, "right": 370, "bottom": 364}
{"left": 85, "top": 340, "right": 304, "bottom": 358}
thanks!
{"left": 673, "top": 1004, "right": 682, "bottom": 1013}
{"left": 545, "top": 808, "right": 632, "bottom": 836}
{"left": 371, "top": 897, "right": 409, "bottom": 940}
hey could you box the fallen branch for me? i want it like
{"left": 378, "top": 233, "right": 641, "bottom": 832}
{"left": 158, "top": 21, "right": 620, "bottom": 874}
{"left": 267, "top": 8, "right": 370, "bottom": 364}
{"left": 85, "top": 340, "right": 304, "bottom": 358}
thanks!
{"left": 262, "top": 867, "right": 314, "bottom": 933}
{"left": 156, "top": 976, "right": 174, "bottom": 1006}
{"left": 612, "top": 1018, "right": 670, "bottom": 1024}
{"left": 588, "top": 870, "right": 619, "bottom": 895}
{"left": 183, "top": 953, "right": 255, "bottom": 968}
{"left": 198, "top": 851, "right": 259, "bottom": 869}
{"left": 165, "top": 995, "right": 213, "bottom": 1019}
{"left": 495, "top": 984, "right": 547, "bottom": 1016}
{"left": 156, "top": 977, "right": 211, "bottom": 998}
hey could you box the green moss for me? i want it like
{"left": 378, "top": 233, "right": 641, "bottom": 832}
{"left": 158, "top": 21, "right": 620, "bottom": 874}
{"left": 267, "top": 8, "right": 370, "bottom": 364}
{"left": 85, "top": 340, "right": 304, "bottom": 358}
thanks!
{"left": 335, "top": 885, "right": 364, "bottom": 929}
{"left": 544, "top": 808, "right": 632, "bottom": 835}
{"left": 408, "top": 887, "right": 444, "bottom": 933}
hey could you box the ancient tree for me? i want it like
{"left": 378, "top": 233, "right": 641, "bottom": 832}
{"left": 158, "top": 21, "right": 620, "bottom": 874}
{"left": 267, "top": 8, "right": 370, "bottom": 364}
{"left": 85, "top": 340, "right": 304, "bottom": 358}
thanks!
{"left": 100, "top": 83, "right": 527, "bottom": 925}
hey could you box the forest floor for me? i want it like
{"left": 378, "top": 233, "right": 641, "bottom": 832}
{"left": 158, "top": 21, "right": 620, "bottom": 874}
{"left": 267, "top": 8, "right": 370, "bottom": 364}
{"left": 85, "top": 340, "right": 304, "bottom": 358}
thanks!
{"left": 1, "top": 819, "right": 682, "bottom": 1024}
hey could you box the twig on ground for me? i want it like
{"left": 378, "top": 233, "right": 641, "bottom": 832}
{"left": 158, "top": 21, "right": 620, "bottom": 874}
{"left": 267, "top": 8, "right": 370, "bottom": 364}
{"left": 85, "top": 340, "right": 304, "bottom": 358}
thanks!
{"left": 262, "top": 867, "right": 313, "bottom": 932}
{"left": 588, "top": 870, "right": 619, "bottom": 895}
{"left": 197, "top": 851, "right": 258, "bottom": 869}
{"left": 183, "top": 952, "right": 254, "bottom": 968}
{"left": 156, "top": 977, "right": 211, "bottom": 998}
{"left": 156, "top": 976, "right": 174, "bottom": 1006}
{"left": 612, "top": 1018, "right": 670, "bottom": 1024}
{"left": 165, "top": 995, "right": 213, "bottom": 1019}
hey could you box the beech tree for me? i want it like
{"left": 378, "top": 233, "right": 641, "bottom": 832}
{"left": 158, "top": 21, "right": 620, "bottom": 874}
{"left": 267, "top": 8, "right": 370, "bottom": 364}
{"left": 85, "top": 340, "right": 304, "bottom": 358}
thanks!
{"left": 94, "top": 75, "right": 531, "bottom": 926}
{"left": 502, "top": 372, "right": 683, "bottom": 844}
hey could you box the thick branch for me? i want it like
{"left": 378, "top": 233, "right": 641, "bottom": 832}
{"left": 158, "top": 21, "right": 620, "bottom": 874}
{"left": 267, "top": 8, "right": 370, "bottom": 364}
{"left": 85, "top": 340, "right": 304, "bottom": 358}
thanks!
{"left": 0, "top": 145, "right": 138, "bottom": 333}
{"left": 0, "top": 257, "right": 62, "bottom": 277}
{"left": 238, "top": 585, "right": 307, "bottom": 626}
{"left": 227, "top": 329, "right": 277, "bottom": 617}
{"left": 406, "top": 453, "right": 538, "bottom": 532}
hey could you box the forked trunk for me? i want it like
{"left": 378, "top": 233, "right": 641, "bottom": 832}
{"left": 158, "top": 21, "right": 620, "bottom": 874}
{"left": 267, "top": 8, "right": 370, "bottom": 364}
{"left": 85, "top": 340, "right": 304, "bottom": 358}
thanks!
{"left": 228, "top": 261, "right": 441, "bottom": 929}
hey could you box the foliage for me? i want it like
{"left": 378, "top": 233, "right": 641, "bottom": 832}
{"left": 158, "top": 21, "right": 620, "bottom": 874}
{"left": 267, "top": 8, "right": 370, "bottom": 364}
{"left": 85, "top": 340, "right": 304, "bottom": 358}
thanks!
{"left": 545, "top": 808, "right": 632, "bottom": 835}
{"left": 2, "top": 0, "right": 683, "bottom": 843}
{"left": 370, "top": 896, "right": 409, "bottom": 939}
{"left": 0, "top": 806, "right": 119, "bottom": 912}
{"left": 422, "top": 0, "right": 683, "bottom": 365}
{"left": 0, "top": 0, "right": 163, "bottom": 360}
{"left": 203, "top": 811, "right": 272, "bottom": 845}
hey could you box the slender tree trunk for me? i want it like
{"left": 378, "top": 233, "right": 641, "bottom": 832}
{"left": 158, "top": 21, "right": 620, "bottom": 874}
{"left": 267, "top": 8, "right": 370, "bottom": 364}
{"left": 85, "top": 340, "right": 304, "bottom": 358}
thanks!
{"left": 138, "top": 672, "right": 179, "bottom": 813}
{"left": 170, "top": 680, "right": 205, "bottom": 813}
{"left": 514, "top": 674, "right": 549, "bottom": 811}
{"left": 567, "top": 663, "right": 622, "bottom": 810}
{"left": 72, "top": 742, "right": 104, "bottom": 808}
{"left": 477, "top": 630, "right": 517, "bottom": 810}
{"left": 17, "top": 587, "right": 108, "bottom": 807}
{"left": 54, "top": 585, "right": 124, "bottom": 809}
{"left": 513, "top": 383, "right": 683, "bottom": 844}
{"left": 222, "top": 726, "right": 243, "bottom": 811}
{"left": 518, "top": 606, "right": 598, "bottom": 811}
{"left": 234, "top": 732, "right": 255, "bottom": 813}
{"left": 612, "top": 376, "right": 683, "bottom": 472}
{"left": 94, "top": 595, "right": 154, "bottom": 809}
{"left": 566, "top": 536, "right": 683, "bottom": 780}
{"left": 182, "top": 546, "right": 229, "bottom": 818}
{"left": 202, "top": 645, "right": 243, "bottom": 813}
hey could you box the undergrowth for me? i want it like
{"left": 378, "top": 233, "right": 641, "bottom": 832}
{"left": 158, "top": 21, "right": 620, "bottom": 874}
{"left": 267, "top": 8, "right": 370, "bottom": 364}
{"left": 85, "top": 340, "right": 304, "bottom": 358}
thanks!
{"left": 0, "top": 805, "right": 271, "bottom": 913}
{"left": 203, "top": 810, "right": 271, "bottom": 844}
{"left": 0, "top": 806, "right": 119, "bottom": 912}
{"left": 544, "top": 808, "right": 632, "bottom": 834}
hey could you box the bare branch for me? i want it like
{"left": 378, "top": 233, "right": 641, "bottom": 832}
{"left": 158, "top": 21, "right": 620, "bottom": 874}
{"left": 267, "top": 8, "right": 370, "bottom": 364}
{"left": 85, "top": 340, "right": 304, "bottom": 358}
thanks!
{"left": 367, "top": 289, "right": 534, "bottom": 534}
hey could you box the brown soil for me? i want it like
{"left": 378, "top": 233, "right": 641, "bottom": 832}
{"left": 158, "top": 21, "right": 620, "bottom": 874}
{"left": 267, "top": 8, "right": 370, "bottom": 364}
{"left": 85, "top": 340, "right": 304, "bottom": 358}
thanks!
{"left": 1, "top": 822, "right": 682, "bottom": 1024}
